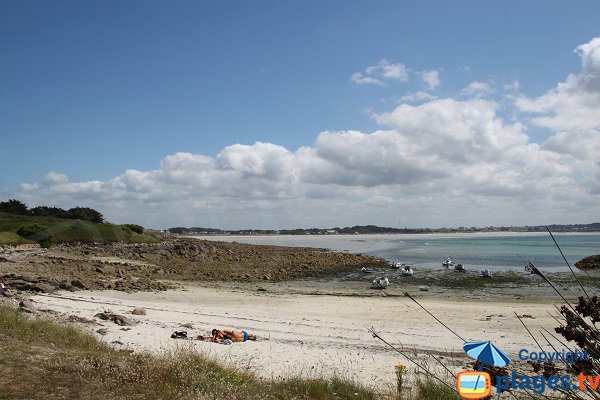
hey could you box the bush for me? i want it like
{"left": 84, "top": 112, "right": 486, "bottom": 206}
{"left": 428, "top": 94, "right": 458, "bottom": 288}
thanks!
{"left": 67, "top": 207, "right": 104, "bottom": 223}
{"left": 123, "top": 224, "right": 144, "bottom": 234}
{"left": 16, "top": 223, "right": 53, "bottom": 248}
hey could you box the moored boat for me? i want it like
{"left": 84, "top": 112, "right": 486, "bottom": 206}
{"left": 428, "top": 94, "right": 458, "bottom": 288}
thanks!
{"left": 371, "top": 276, "right": 389, "bottom": 289}
{"left": 442, "top": 258, "right": 454, "bottom": 268}
{"left": 481, "top": 269, "right": 493, "bottom": 278}
{"left": 401, "top": 264, "right": 414, "bottom": 276}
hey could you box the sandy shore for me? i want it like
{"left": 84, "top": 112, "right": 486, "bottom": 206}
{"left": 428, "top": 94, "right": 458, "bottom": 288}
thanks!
{"left": 31, "top": 284, "right": 560, "bottom": 388}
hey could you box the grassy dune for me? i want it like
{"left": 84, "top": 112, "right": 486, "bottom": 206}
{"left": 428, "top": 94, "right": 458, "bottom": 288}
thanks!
{"left": 0, "top": 211, "right": 161, "bottom": 246}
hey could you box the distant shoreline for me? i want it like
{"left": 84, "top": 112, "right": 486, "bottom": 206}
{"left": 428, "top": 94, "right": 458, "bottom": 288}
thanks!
{"left": 186, "top": 230, "right": 600, "bottom": 241}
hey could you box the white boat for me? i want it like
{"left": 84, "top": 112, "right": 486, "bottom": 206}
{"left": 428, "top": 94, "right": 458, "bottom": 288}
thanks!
{"left": 401, "top": 265, "right": 414, "bottom": 276}
{"left": 442, "top": 258, "right": 454, "bottom": 268}
{"left": 481, "top": 269, "right": 493, "bottom": 278}
{"left": 361, "top": 267, "right": 374, "bottom": 273}
{"left": 454, "top": 263, "right": 465, "bottom": 272}
{"left": 371, "top": 276, "right": 389, "bottom": 289}
{"left": 390, "top": 261, "right": 403, "bottom": 269}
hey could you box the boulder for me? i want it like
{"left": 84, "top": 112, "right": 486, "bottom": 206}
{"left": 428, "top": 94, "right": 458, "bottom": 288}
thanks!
{"left": 71, "top": 279, "right": 88, "bottom": 290}
{"left": 33, "top": 282, "right": 56, "bottom": 294}
{"left": 19, "top": 299, "right": 37, "bottom": 313}
{"left": 131, "top": 307, "right": 146, "bottom": 316}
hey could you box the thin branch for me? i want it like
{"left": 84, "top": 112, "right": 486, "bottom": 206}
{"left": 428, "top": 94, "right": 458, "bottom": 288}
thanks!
{"left": 404, "top": 292, "right": 466, "bottom": 342}
{"left": 546, "top": 228, "right": 593, "bottom": 302}
{"left": 514, "top": 312, "right": 544, "bottom": 352}
{"left": 368, "top": 327, "right": 457, "bottom": 393}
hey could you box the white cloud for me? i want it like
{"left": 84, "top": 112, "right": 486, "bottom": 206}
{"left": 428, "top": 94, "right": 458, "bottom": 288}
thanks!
{"left": 398, "top": 91, "right": 438, "bottom": 103}
{"left": 418, "top": 69, "right": 440, "bottom": 89}
{"left": 517, "top": 37, "right": 600, "bottom": 130}
{"left": 350, "top": 73, "right": 383, "bottom": 85}
{"left": 16, "top": 95, "right": 599, "bottom": 228}
{"left": 461, "top": 81, "right": 495, "bottom": 96}
{"left": 13, "top": 40, "right": 600, "bottom": 229}
{"left": 351, "top": 59, "right": 408, "bottom": 85}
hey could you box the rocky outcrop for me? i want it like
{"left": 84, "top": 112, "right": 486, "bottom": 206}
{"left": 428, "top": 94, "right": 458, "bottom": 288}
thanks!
{"left": 575, "top": 255, "right": 600, "bottom": 270}
{"left": 0, "top": 237, "right": 387, "bottom": 293}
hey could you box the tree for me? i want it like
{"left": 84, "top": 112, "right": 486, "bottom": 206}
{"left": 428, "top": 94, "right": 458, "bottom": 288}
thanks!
{"left": 67, "top": 207, "right": 104, "bottom": 223}
{"left": 30, "top": 206, "right": 69, "bottom": 219}
{"left": 0, "top": 199, "right": 29, "bottom": 215}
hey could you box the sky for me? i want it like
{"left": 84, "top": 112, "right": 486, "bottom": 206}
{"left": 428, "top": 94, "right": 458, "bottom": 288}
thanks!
{"left": 2, "top": 1, "right": 600, "bottom": 229}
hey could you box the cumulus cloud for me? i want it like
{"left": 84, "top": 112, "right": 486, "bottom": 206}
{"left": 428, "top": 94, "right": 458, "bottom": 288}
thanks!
{"left": 17, "top": 94, "right": 599, "bottom": 228}
{"left": 13, "top": 39, "right": 600, "bottom": 228}
{"left": 418, "top": 69, "right": 440, "bottom": 89}
{"left": 517, "top": 37, "right": 600, "bottom": 130}
{"left": 351, "top": 59, "right": 408, "bottom": 85}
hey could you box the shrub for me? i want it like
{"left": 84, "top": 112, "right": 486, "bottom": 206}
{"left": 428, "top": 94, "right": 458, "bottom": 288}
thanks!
{"left": 16, "top": 223, "right": 53, "bottom": 248}
{"left": 67, "top": 207, "right": 104, "bottom": 223}
{"left": 123, "top": 224, "right": 144, "bottom": 234}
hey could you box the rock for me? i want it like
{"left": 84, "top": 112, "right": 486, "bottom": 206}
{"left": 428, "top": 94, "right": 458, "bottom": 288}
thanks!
{"left": 96, "top": 267, "right": 105, "bottom": 274}
{"left": 132, "top": 307, "right": 146, "bottom": 316}
{"left": 96, "top": 328, "right": 108, "bottom": 335}
{"left": 71, "top": 279, "right": 88, "bottom": 290}
{"left": 257, "top": 287, "right": 267, "bottom": 292}
{"left": 9, "top": 279, "right": 34, "bottom": 291}
{"left": 19, "top": 299, "right": 37, "bottom": 313}
{"left": 68, "top": 315, "right": 96, "bottom": 324}
{"left": 94, "top": 311, "right": 137, "bottom": 326}
{"left": 419, "top": 286, "right": 430, "bottom": 291}
{"left": 575, "top": 255, "right": 600, "bottom": 270}
{"left": 33, "top": 282, "right": 56, "bottom": 294}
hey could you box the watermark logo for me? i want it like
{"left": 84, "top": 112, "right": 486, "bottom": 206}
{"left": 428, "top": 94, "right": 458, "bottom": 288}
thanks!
{"left": 457, "top": 341, "right": 597, "bottom": 398}
{"left": 456, "top": 371, "right": 491, "bottom": 399}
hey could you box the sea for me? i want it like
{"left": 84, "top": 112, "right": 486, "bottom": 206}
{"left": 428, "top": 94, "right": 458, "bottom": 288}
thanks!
{"left": 193, "top": 232, "right": 600, "bottom": 272}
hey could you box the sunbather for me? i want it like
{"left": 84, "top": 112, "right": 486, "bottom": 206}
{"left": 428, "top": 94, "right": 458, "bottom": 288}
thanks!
{"left": 211, "top": 328, "right": 256, "bottom": 342}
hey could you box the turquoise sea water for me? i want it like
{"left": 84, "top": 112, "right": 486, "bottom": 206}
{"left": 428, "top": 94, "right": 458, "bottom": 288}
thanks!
{"left": 195, "top": 232, "right": 600, "bottom": 272}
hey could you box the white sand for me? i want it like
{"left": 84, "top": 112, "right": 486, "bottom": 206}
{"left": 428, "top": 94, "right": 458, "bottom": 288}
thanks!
{"left": 31, "top": 286, "right": 559, "bottom": 388}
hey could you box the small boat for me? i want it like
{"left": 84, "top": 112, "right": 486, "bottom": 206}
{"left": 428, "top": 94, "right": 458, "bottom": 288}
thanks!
{"left": 442, "top": 258, "right": 454, "bottom": 268}
{"left": 390, "top": 261, "right": 403, "bottom": 269}
{"left": 481, "top": 269, "right": 493, "bottom": 278}
{"left": 371, "top": 276, "right": 389, "bottom": 289}
{"left": 361, "top": 267, "right": 374, "bottom": 273}
{"left": 401, "top": 265, "right": 414, "bottom": 276}
{"left": 454, "top": 263, "right": 465, "bottom": 272}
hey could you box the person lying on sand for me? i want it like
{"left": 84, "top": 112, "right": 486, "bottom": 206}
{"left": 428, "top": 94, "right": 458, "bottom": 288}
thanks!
{"left": 211, "top": 328, "right": 257, "bottom": 342}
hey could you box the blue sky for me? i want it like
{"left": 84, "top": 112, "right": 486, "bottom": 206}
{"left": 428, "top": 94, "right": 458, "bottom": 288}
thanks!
{"left": 2, "top": 1, "right": 600, "bottom": 228}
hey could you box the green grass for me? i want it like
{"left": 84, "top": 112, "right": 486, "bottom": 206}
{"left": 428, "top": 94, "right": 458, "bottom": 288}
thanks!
{"left": 415, "top": 378, "right": 460, "bottom": 400}
{"left": 0, "top": 231, "right": 30, "bottom": 246}
{"left": 0, "top": 211, "right": 161, "bottom": 245}
{"left": 0, "top": 306, "right": 379, "bottom": 400}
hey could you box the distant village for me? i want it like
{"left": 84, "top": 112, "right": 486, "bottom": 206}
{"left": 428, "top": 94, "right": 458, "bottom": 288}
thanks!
{"left": 168, "top": 223, "right": 600, "bottom": 236}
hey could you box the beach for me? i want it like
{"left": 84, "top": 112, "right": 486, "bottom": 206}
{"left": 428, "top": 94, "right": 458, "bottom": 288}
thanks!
{"left": 30, "top": 282, "right": 560, "bottom": 388}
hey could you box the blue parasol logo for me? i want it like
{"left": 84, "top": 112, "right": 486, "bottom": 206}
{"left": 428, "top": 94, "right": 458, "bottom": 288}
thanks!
{"left": 463, "top": 341, "right": 511, "bottom": 367}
